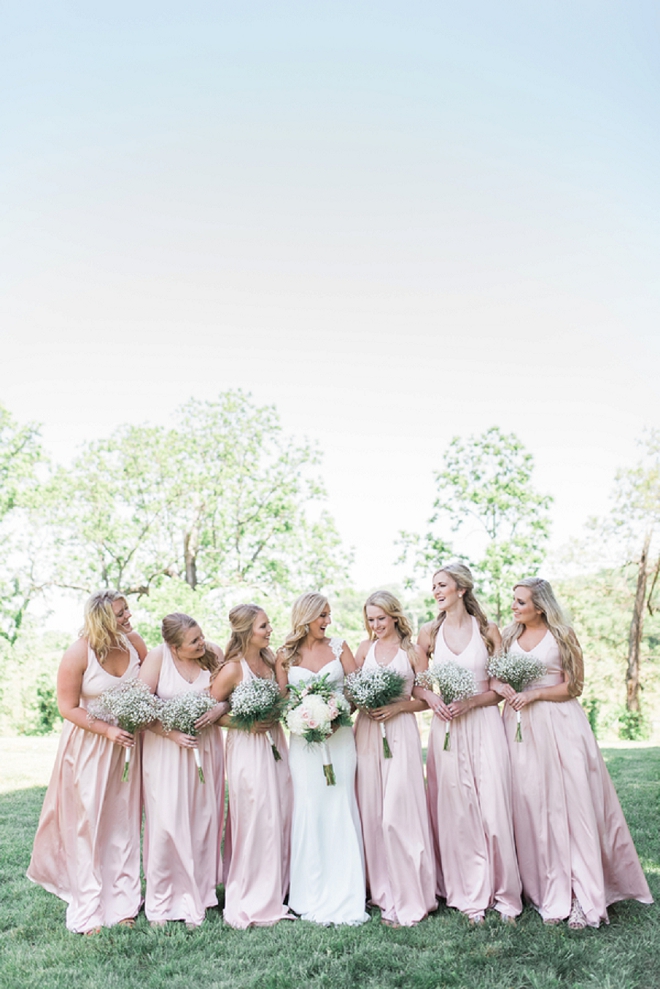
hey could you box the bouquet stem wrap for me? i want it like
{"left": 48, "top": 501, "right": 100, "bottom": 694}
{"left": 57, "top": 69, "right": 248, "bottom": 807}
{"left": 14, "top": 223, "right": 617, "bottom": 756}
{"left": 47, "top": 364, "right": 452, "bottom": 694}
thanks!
{"left": 192, "top": 747, "right": 205, "bottom": 783}
{"left": 321, "top": 742, "right": 336, "bottom": 786}
{"left": 380, "top": 722, "right": 392, "bottom": 758}
{"left": 515, "top": 710, "right": 522, "bottom": 743}
{"left": 122, "top": 749, "right": 131, "bottom": 782}
{"left": 266, "top": 729, "right": 282, "bottom": 761}
{"left": 443, "top": 720, "right": 451, "bottom": 751}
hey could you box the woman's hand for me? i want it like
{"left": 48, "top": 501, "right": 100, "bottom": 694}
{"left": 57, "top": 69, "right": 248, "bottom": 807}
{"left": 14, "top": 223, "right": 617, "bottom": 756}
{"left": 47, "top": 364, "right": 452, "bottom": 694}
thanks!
{"left": 368, "top": 702, "right": 402, "bottom": 723}
{"left": 508, "top": 690, "right": 535, "bottom": 711}
{"left": 427, "top": 697, "right": 452, "bottom": 722}
{"left": 250, "top": 719, "right": 276, "bottom": 735}
{"left": 194, "top": 702, "right": 228, "bottom": 731}
{"left": 168, "top": 729, "right": 199, "bottom": 749}
{"left": 105, "top": 725, "right": 135, "bottom": 748}
{"left": 447, "top": 698, "right": 472, "bottom": 719}
{"left": 492, "top": 679, "right": 516, "bottom": 703}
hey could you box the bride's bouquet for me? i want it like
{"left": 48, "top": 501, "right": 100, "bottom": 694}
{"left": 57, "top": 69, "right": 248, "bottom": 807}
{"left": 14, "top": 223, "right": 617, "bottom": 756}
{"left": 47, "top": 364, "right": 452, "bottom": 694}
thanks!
{"left": 230, "top": 677, "right": 285, "bottom": 761}
{"left": 487, "top": 651, "right": 545, "bottom": 741}
{"left": 285, "top": 672, "right": 352, "bottom": 785}
{"left": 159, "top": 690, "right": 218, "bottom": 782}
{"left": 87, "top": 678, "right": 160, "bottom": 781}
{"left": 416, "top": 662, "right": 477, "bottom": 751}
{"left": 344, "top": 666, "right": 406, "bottom": 758}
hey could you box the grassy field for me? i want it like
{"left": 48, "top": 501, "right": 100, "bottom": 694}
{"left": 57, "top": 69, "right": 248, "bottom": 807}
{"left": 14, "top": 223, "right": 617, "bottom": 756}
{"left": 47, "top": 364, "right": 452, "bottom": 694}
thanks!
{"left": 0, "top": 748, "right": 658, "bottom": 989}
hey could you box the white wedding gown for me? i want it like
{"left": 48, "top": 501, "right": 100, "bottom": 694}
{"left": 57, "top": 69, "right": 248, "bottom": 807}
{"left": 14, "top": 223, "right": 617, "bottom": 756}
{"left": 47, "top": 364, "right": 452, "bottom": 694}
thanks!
{"left": 287, "top": 638, "right": 368, "bottom": 925}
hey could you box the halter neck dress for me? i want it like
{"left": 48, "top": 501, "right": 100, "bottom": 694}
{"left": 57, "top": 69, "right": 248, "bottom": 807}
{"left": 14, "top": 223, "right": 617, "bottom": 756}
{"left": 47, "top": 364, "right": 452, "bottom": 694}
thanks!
{"left": 27, "top": 640, "right": 142, "bottom": 932}
{"left": 426, "top": 617, "right": 522, "bottom": 920}
{"left": 354, "top": 642, "right": 436, "bottom": 925}
{"left": 223, "top": 658, "right": 292, "bottom": 928}
{"left": 504, "top": 631, "right": 653, "bottom": 926}
{"left": 287, "top": 638, "right": 368, "bottom": 925}
{"left": 141, "top": 642, "right": 225, "bottom": 927}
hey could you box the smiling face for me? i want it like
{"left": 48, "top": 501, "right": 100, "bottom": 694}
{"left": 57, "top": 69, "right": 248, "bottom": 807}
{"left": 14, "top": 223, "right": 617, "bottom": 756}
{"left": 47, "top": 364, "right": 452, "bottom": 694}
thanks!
{"left": 112, "top": 597, "right": 133, "bottom": 634}
{"left": 250, "top": 610, "right": 272, "bottom": 650}
{"left": 176, "top": 624, "right": 207, "bottom": 661}
{"left": 512, "top": 585, "right": 544, "bottom": 626}
{"left": 432, "top": 571, "right": 464, "bottom": 612}
{"left": 308, "top": 606, "right": 332, "bottom": 639}
{"left": 366, "top": 605, "right": 396, "bottom": 639}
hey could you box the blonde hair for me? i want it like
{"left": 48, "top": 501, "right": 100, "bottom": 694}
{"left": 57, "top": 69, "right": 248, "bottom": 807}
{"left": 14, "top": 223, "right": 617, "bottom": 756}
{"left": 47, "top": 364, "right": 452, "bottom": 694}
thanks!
{"left": 428, "top": 561, "right": 496, "bottom": 656}
{"left": 161, "top": 612, "right": 219, "bottom": 674}
{"left": 224, "top": 603, "right": 275, "bottom": 671}
{"left": 278, "top": 592, "right": 330, "bottom": 671}
{"left": 82, "top": 590, "right": 130, "bottom": 664}
{"left": 363, "top": 590, "right": 418, "bottom": 666}
{"left": 501, "top": 577, "right": 584, "bottom": 697}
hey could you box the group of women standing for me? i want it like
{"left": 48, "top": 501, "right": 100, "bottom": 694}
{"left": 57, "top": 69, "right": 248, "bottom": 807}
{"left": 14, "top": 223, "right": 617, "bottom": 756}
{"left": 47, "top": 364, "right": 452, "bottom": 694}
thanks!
{"left": 28, "top": 565, "right": 653, "bottom": 935}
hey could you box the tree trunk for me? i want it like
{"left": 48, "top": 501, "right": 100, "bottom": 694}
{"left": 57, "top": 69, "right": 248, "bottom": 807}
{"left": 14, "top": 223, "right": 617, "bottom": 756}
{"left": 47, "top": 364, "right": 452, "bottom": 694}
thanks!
{"left": 184, "top": 530, "right": 198, "bottom": 589}
{"left": 626, "top": 530, "right": 651, "bottom": 712}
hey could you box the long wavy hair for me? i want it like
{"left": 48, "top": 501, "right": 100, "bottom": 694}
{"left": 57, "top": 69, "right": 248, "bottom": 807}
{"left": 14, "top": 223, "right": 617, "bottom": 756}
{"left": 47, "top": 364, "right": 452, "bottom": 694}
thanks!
{"left": 427, "top": 561, "right": 496, "bottom": 656}
{"left": 278, "top": 592, "right": 330, "bottom": 671}
{"left": 82, "top": 590, "right": 130, "bottom": 664}
{"left": 161, "top": 612, "right": 219, "bottom": 674}
{"left": 363, "top": 590, "right": 418, "bottom": 665}
{"left": 501, "top": 577, "right": 584, "bottom": 697}
{"left": 223, "top": 603, "right": 275, "bottom": 672}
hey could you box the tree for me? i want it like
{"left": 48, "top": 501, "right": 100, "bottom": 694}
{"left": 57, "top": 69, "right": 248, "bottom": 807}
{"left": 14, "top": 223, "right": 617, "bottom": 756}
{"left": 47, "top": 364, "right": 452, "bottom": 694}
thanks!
{"left": 607, "top": 429, "right": 660, "bottom": 715}
{"left": 398, "top": 427, "right": 553, "bottom": 623}
{"left": 45, "top": 391, "right": 350, "bottom": 599}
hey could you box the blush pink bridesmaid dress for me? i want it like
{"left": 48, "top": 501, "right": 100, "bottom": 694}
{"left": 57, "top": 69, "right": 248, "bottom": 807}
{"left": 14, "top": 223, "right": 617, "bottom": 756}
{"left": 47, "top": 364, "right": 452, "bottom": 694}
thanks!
{"left": 141, "top": 643, "right": 225, "bottom": 927}
{"left": 223, "top": 660, "right": 292, "bottom": 929}
{"left": 503, "top": 632, "right": 653, "bottom": 926}
{"left": 426, "top": 617, "right": 522, "bottom": 921}
{"left": 27, "top": 642, "right": 142, "bottom": 932}
{"left": 354, "top": 643, "right": 437, "bottom": 926}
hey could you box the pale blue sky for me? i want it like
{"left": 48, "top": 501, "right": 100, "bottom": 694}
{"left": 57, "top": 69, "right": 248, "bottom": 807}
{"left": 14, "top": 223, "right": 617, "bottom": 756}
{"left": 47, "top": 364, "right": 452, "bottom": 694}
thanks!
{"left": 2, "top": 1, "right": 659, "bottom": 593}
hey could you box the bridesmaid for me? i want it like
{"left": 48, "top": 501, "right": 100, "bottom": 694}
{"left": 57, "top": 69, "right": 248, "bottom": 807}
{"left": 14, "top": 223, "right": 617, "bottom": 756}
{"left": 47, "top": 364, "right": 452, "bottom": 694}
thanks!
{"left": 496, "top": 577, "right": 653, "bottom": 928}
{"left": 354, "top": 590, "right": 436, "bottom": 927}
{"left": 210, "top": 604, "right": 293, "bottom": 928}
{"left": 416, "top": 561, "right": 522, "bottom": 923}
{"left": 140, "top": 613, "right": 227, "bottom": 929}
{"left": 27, "top": 590, "right": 147, "bottom": 933}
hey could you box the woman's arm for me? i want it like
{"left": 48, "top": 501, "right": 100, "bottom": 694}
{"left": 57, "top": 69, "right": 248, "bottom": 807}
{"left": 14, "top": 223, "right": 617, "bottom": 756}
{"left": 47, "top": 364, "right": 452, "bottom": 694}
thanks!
{"left": 194, "top": 644, "right": 229, "bottom": 729}
{"left": 508, "top": 674, "right": 573, "bottom": 709}
{"left": 275, "top": 651, "right": 289, "bottom": 695}
{"left": 58, "top": 639, "right": 134, "bottom": 747}
{"left": 371, "top": 644, "right": 429, "bottom": 720}
{"left": 354, "top": 640, "right": 370, "bottom": 670}
{"left": 339, "top": 641, "right": 357, "bottom": 676}
{"left": 412, "top": 633, "right": 452, "bottom": 722}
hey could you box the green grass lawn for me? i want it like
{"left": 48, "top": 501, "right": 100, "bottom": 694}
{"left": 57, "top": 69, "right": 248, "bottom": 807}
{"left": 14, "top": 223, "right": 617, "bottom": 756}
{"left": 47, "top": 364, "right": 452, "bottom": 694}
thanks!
{"left": 1, "top": 748, "right": 658, "bottom": 989}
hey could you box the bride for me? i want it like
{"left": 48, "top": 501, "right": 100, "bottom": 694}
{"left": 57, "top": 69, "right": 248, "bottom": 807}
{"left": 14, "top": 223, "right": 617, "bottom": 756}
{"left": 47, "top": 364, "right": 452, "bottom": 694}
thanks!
{"left": 276, "top": 592, "right": 368, "bottom": 925}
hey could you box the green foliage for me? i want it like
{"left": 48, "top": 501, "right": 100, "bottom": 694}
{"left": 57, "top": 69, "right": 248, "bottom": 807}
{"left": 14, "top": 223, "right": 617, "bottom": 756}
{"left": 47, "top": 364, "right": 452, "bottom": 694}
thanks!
{"left": 582, "top": 698, "right": 600, "bottom": 739}
{"left": 399, "top": 427, "right": 552, "bottom": 622}
{"left": 0, "top": 747, "right": 657, "bottom": 989}
{"left": 618, "top": 709, "right": 650, "bottom": 742}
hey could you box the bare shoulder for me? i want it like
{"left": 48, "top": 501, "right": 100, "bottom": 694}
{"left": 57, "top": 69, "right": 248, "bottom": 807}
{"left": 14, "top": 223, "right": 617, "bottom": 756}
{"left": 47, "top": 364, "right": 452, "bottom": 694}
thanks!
{"left": 487, "top": 621, "right": 502, "bottom": 643}
{"left": 60, "top": 636, "right": 88, "bottom": 671}
{"left": 127, "top": 630, "right": 148, "bottom": 661}
{"left": 354, "top": 639, "right": 371, "bottom": 663}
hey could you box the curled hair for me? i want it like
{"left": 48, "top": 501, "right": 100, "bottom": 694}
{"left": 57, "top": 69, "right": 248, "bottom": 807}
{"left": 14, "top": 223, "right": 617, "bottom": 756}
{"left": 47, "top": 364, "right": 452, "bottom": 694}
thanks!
{"left": 161, "top": 612, "right": 219, "bottom": 674}
{"left": 501, "top": 577, "right": 584, "bottom": 697}
{"left": 363, "top": 590, "right": 418, "bottom": 666}
{"left": 82, "top": 590, "right": 130, "bottom": 664}
{"left": 224, "top": 603, "right": 275, "bottom": 671}
{"left": 428, "top": 561, "right": 496, "bottom": 656}
{"left": 278, "top": 593, "right": 330, "bottom": 671}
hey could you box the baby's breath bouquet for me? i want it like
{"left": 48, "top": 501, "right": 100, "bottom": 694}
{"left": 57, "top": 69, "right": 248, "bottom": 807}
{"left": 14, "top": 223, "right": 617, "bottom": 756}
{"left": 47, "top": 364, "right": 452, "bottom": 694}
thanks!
{"left": 87, "top": 678, "right": 160, "bottom": 781}
{"left": 344, "top": 666, "right": 406, "bottom": 758}
{"left": 487, "top": 651, "right": 545, "bottom": 741}
{"left": 159, "top": 690, "right": 218, "bottom": 782}
{"left": 286, "top": 672, "right": 353, "bottom": 785}
{"left": 416, "top": 662, "right": 477, "bottom": 751}
{"left": 230, "top": 677, "right": 285, "bottom": 761}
